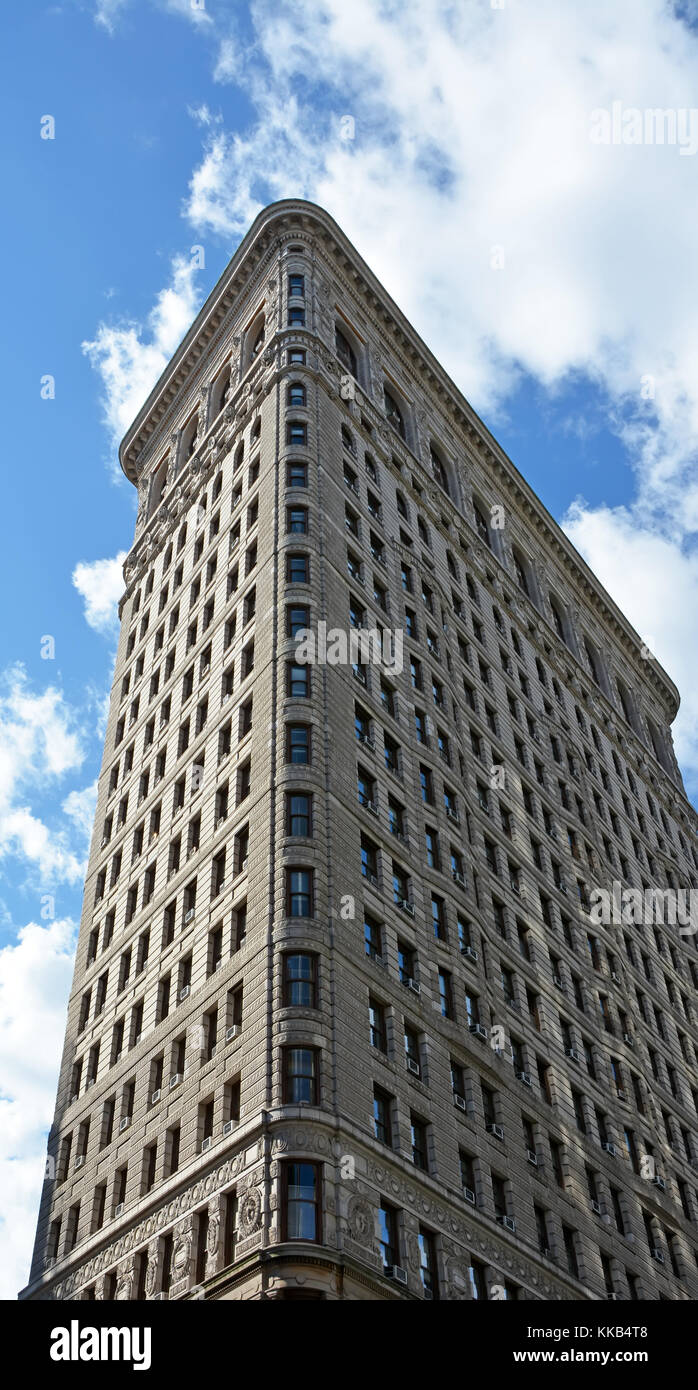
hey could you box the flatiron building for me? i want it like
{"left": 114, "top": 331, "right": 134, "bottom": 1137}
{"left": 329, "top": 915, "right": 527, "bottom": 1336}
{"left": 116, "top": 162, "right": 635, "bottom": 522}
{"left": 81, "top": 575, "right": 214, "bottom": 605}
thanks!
{"left": 21, "top": 200, "right": 698, "bottom": 1302}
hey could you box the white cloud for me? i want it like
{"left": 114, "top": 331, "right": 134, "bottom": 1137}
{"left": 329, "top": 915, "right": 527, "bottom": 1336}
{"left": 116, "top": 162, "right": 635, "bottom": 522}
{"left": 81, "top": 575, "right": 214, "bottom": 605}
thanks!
{"left": 180, "top": 0, "right": 698, "bottom": 791}
{"left": 95, "top": 0, "right": 211, "bottom": 35}
{"left": 562, "top": 502, "right": 698, "bottom": 795}
{"left": 72, "top": 552, "right": 127, "bottom": 634}
{"left": 82, "top": 255, "right": 201, "bottom": 469}
{"left": 63, "top": 780, "right": 99, "bottom": 848}
{"left": 0, "top": 667, "right": 87, "bottom": 887}
{"left": 0, "top": 917, "right": 77, "bottom": 1299}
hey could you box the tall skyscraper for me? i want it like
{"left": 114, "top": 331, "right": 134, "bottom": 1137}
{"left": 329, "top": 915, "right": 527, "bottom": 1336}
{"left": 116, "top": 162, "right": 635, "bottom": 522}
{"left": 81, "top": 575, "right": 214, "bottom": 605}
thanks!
{"left": 21, "top": 200, "right": 698, "bottom": 1303}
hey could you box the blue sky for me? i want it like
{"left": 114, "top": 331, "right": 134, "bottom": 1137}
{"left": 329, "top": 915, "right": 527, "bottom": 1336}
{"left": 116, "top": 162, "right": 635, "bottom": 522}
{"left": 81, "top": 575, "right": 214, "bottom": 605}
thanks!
{"left": 2, "top": 0, "right": 698, "bottom": 1297}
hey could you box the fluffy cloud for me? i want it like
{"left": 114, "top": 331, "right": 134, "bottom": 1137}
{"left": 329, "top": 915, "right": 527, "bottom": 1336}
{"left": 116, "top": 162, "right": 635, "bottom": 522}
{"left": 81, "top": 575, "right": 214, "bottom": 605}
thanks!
{"left": 72, "top": 552, "right": 127, "bottom": 635}
{"left": 0, "top": 916, "right": 78, "bottom": 1299}
{"left": 82, "top": 256, "right": 201, "bottom": 469}
{"left": 181, "top": 0, "right": 698, "bottom": 788}
{"left": 0, "top": 667, "right": 87, "bottom": 887}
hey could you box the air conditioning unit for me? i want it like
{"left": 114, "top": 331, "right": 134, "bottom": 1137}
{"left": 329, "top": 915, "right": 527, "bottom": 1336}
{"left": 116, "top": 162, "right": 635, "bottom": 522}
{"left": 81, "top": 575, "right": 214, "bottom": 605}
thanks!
{"left": 463, "top": 1187, "right": 476, "bottom": 1205}
{"left": 69, "top": 1093, "right": 78, "bottom": 1106}
{"left": 452, "top": 871, "right": 466, "bottom": 887}
{"left": 497, "top": 1215, "right": 516, "bottom": 1233}
{"left": 169, "top": 1073, "right": 181, "bottom": 1089}
{"left": 407, "top": 978, "right": 421, "bottom": 996}
{"left": 115, "top": 1203, "right": 125, "bottom": 1217}
{"left": 602, "top": 1141, "right": 617, "bottom": 1157}
{"left": 209, "top": 1045, "right": 218, "bottom": 1060}
{"left": 611, "top": 971, "right": 622, "bottom": 984}
{"left": 517, "top": 1071, "right": 533, "bottom": 1088}
{"left": 446, "top": 808, "right": 460, "bottom": 824}
{"left": 366, "top": 800, "right": 379, "bottom": 816}
{"left": 406, "top": 1058, "right": 421, "bottom": 1076}
{"left": 214, "top": 959, "right": 223, "bottom": 972}
{"left": 201, "top": 1137, "right": 212, "bottom": 1153}
{"left": 226, "top": 1025, "right": 241, "bottom": 1042}
{"left": 486, "top": 1123, "right": 504, "bottom": 1140}
{"left": 553, "top": 974, "right": 564, "bottom": 989}
{"left": 119, "top": 1116, "right": 131, "bottom": 1133}
{"left": 85, "top": 1078, "right": 95, "bottom": 1090}
{"left": 371, "top": 953, "right": 386, "bottom": 967}
{"left": 151, "top": 1089, "right": 161, "bottom": 1105}
{"left": 616, "top": 1088, "right": 627, "bottom": 1101}
{"left": 74, "top": 1155, "right": 85, "bottom": 1170}
{"left": 591, "top": 1200, "right": 602, "bottom": 1215}
{"left": 470, "top": 1022, "right": 488, "bottom": 1041}
{"left": 566, "top": 1047, "right": 583, "bottom": 1064}
{"left": 652, "top": 1175, "right": 666, "bottom": 1192}
{"left": 398, "top": 899, "right": 415, "bottom": 916}
{"left": 454, "top": 1094, "right": 467, "bottom": 1111}
{"left": 223, "top": 1120, "right": 237, "bottom": 1138}
{"left": 384, "top": 1265, "right": 408, "bottom": 1285}
{"left": 623, "top": 1032, "right": 634, "bottom": 1046}
{"left": 101, "top": 835, "right": 109, "bottom": 848}
{"left": 222, "top": 692, "right": 231, "bottom": 703}
{"left": 527, "top": 1149, "right": 538, "bottom": 1167}
{"left": 184, "top": 909, "right": 195, "bottom": 924}
{"left": 651, "top": 1249, "right": 665, "bottom": 1264}
{"left": 357, "top": 733, "right": 374, "bottom": 749}
{"left": 179, "top": 985, "right": 191, "bottom": 1001}
{"left": 461, "top": 944, "right": 478, "bottom": 961}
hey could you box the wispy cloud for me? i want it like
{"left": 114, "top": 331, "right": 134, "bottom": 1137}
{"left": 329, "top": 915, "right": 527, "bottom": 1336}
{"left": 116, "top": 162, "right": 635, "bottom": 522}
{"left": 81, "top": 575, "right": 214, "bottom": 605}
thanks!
{"left": 72, "top": 552, "right": 127, "bottom": 635}
{"left": 0, "top": 916, "right": 78, "bottom": 1298}
{"left": 0, "top": 667, "right": 87, "bottom": 887}
{"left": 82, "top": 255, "right": 201, "bottom": 473}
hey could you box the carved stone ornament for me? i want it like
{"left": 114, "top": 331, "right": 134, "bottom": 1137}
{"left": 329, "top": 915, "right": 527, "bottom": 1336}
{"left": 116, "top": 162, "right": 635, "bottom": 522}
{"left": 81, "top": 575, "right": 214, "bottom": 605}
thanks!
{"left": 238, "top": 1185, "right": 262, "bottom": 1236}
{"left": 346, "top": 1195, "right": 374, "bottom": 1246}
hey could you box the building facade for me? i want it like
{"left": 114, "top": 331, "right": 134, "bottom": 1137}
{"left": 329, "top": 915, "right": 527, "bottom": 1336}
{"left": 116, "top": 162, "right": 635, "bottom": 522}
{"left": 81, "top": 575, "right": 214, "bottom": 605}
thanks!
{"left": 21, "top": 199, "right": 698, "bottom": 1303}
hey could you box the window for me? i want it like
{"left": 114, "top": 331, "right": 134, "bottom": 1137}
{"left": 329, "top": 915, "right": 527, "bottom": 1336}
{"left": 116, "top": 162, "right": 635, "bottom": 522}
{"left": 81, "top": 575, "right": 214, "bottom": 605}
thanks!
{"left": 335, "top": 326, "right": 357, "bottom": 377}
{"left": 283, "top": 1047, "right": 318, "bottom": 1104}
{"left": 286, "top": 791, "right": 312, "bottom": 837}
{"left": 384, "top": 386, "right": 405, "bottom": 439}
{"left": 373, "top": 1087, "right": 393, "bottom": 1145}
{"left": 286, "top": 867, "right": 313, "bottom": 917}
{"left": 283, "top": 954, "right": 317, "bottom": 1008}
{"left": 287, "top": 552, "right": 309, "bottom": 584}
{"left": 287, "top": 459, "right": 308, "bottom": 488}
{"left": 369, "top": 997, "right": 387, "bottom": 1052}
{"left": 287, "top": 505, "right": 308, "bottom": 534}
{"left": 282, "top": 1161, "right": 320, "bottom": 1242}
{"left": 287, "top": 420, "right": 307, "bottom": 447}
{"left": 411, "top": 1115, "right": 429, "bottom": 1171}
{"left": 287, "top": 723, "right": 310, "bottom": 764}
{"left": 418, "top": 1227, "right": 438, "bottom": 1297}
{"left": 379, "top": 1202, "right": 398, "bottom": 1269}
{"left": 364, "top": 913, "right": 383, "bottom": 960}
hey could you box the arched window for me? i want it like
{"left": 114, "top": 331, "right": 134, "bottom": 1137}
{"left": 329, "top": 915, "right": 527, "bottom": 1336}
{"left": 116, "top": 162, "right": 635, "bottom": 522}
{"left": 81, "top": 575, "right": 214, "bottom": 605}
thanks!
{"left": 384, "top": 386, "right": 405, "bottom": 440}
{"left": 549, "top": 595, "right": 568, "bottom": 645}
{"left": 211, "top": 362, "right": 232, "bottom": 420}
{"left": 181, "top": 415, "right": 198, "bottom": 464}
{"left": 512, "top": 549, "right": 530, "bottom": 597}
{"left": 473, "top": 501, "right": 492, "bottom": 549}
{"left": 288, "top": 382, "right": 306, "bottom": 408}
{"left": 246, "top": 315, "right": 265, "bottom": 366}
{"left": 616, "top": 678, "right": 638, "bottom": 732}
{"left": 335, "top": 326, "right": 357, "bottom": 378}
{"left": 584, "top": 637, "right": 603, "bottom": 689}
{"left": 148, "top": 454, "right": 169, "bottom": 518}
{"left": 430, "top": 446, "right": 450, "bottom": 496}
